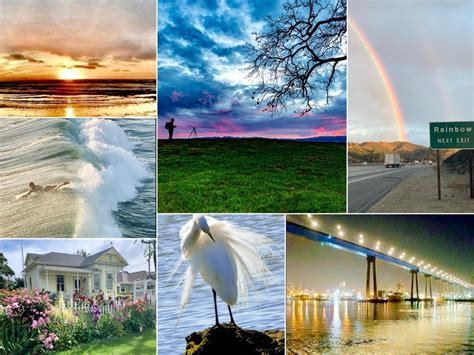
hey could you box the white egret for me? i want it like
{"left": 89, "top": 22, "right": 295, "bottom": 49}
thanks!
{"left": 179, "top": 214, "right": 272, "bottom": 326}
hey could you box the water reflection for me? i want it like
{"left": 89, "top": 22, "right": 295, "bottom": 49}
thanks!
{"left": 287, "top": 299, "right": 473, "bottom": 353}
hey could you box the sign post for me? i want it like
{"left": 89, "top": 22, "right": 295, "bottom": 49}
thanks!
{"left": 429, "top": 121, "right": 474, "bottom": 200}
{"left": 437, "top": 150, "right": 441, "bottom": 200}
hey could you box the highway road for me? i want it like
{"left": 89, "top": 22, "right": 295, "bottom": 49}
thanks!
{"left": 348, "top": 164, "right": 430, "bottom": 212}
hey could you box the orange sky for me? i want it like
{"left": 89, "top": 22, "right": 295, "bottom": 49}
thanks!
{"left": 0, "top": 0, "right": 156, "bottom": 81}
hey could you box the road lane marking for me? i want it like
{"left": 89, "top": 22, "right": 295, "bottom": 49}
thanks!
{"left": 348, "top": 168, "right": 413, "bottom": 184}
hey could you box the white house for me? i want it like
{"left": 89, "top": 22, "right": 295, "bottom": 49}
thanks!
{"left": 24, "top": 247, "right": 128, "bottom": 301}
{"left": 117, "top": 270, "right": 156, "bottom": 303}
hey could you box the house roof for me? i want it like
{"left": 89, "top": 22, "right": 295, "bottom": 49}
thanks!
{"left": 118, "top": 270, "right": 156, "bottom": 283}
{"left": 25, "top": 247, "right": 128, "bottom": 269}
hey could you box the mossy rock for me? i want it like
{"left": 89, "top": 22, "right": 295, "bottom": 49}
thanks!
{"left": 185, "top": 323, "right": 284, "bottom": 355}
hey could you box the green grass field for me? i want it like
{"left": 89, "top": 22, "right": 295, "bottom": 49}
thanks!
{"left": 56, "top": 329, "right": 156, "bottom": 354}
{"left": 158, "top": 139, "right": 346, "bottom": 212}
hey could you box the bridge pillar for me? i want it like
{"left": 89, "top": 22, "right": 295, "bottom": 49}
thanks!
{"left": 416, "top": 272, "right": 419, "bottom": 299}
{"left": 424, "top": 275, "right": 432, "bottom": 300}
{"left": 410, "top": 270, "right": 419, "bottom": 301}
{"left": 429, "top": 276, "right": 432, "bottom": 299}
{"left": 366, "top": 256, "right": 377, "bottom": 299}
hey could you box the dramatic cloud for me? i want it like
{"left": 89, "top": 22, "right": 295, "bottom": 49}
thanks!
{"left": 5, "top": 53, "right": 44, "bottom": 63}
{"left": 349, "top": 0, "right": 473, "bottom": 145}
{"left": 158, "top": 0, "right": 346, "bottom": 139}
{"left": 0, "top": 0, "right": 156, "bottom": 80}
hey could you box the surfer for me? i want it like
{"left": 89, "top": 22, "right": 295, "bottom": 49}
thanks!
{"left": 19, "top": 181, "right": 70, "bottom": 199}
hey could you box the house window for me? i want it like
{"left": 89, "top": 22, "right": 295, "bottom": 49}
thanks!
{"left": 108, "top": 255, "right": 112, "bottom": 262}
{"left": 106, "top": 273, "right": 113, "bottom": 291}
{"left": 57, "top": 275, "right": 65, "bottom": 292}
{"left": 74, "top": 278, "right": 81, "bottom": 292}
{"left": 29, "top": 277, "right": 32, "bottom": 289}
{"left": 94, "top": 273, "right": 100, "bottom": 290}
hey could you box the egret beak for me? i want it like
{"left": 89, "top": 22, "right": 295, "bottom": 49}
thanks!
{"left": 207, "top": 232, "right": 216, "bottom": 243}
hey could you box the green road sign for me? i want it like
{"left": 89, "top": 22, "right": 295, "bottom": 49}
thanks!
{"left": 430, "top": 121, "right": 474, "bottom": 149}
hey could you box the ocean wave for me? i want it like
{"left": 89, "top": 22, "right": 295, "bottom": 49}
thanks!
{"left": 0, "top": 118, "right": 152, "bottom": 238}
{"left": 73, "top": 119, "right": 150, "bottom": 237}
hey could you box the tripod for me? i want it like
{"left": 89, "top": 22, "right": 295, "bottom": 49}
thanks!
{"left": 188, "top": 127, "right": 197, "bottom": 139}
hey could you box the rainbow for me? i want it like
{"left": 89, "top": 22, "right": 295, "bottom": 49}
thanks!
{"left": 349, "top": 17, "right": 408, "bottom": 142}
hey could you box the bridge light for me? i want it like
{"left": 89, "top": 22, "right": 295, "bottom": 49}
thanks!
{"left": 312, "top": 220, "right": 318, "bottom": 227}
{"left": 427, "top": 264, "right": 431, "bottom": 268}
{"left": 306, "top": 214, "right": 311, "bottom": 218}
{"left": 338, "top": 231, "right": 344, "bottom": 237}
{"left": 336, "top": 224, "right": 341, "bottom": 230}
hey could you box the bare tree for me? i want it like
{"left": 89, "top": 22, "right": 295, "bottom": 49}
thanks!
{"left": 246, "top": 0, "right": 346, "bottom": 115}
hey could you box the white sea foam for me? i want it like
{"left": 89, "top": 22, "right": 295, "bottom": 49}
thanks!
{"left": 73, "top": 119, "right": 149, "bottom": 237}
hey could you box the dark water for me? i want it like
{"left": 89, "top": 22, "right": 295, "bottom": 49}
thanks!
{"left": 287, "top": 299, "right": 474, "bottom": 354}
{"left": 0, "top": 80, "right": 156, "bottom": 117}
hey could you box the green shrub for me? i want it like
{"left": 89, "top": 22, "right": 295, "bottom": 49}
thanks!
{"left": 142, "top": 307, "right": 156, "bottom": 330}
{"left": 0, "top": 315, "right": 43, "bottom": 355}
{"left": 122, "top": 306, "right": 156, "bottom": 333}
{"left": 47, "top": 319, "right": 77, "bottom": 351}
{"left": 123, "top": 315, "right": 142, "bottom": 333}
{"left": 97, "top": 313, "right": 125, "bottom": 339}
{"left": 73, "top": 312, "right": 99, "bottom": 344}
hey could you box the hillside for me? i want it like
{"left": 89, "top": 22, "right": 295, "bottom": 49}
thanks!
{"left": 158, "top": 138, "right": 346, "bottom": 212}
{"left": 444, "top": 150, "right": 474, "bottom": 174}
{"left": 348, "top": 141, "right": 456, "bottom": 163}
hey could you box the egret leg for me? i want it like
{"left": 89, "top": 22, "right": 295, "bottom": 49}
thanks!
{"left": 212, "top": 289, "right": 219, "bottom": 325}
{"left": 228, "top": 305, "right": 236, "bottom": 325}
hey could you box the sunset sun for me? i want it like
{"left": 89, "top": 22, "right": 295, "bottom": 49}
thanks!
{"left": 58, "top": 68, "right": 82, "bottom": 80}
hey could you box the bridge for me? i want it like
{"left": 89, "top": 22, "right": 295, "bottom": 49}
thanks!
{"left": 287, "top": 217, "right": 472, "bottom": 301}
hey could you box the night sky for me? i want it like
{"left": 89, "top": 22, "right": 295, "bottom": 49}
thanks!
{"left": 287, "top": 215, "right": 474, "bottom": 294}
{"left": 158, "top": 0, "right": 346, "bottom": 139}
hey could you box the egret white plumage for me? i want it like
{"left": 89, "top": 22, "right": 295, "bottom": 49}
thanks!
{"left": 179, "top": 214, "right": 272, "bottom": 325}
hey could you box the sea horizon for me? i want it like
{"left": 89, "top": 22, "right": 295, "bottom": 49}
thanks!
{"left": 0, "top": 79, "right": 156, "bottom": 117}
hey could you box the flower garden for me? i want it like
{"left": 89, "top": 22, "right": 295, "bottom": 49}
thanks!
{"left": 0, "top": 288, "right": 156, "bottom": 354}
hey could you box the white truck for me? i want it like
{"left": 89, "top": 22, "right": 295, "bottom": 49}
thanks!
{"left": 384, "top": 153, "right": 401, "bottom": 168}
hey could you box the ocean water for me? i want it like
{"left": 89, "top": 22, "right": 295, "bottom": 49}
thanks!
{"left": 0, "top": 118, "right": 155, "bottom": 238}
{"left": 287, "top": 300, "right": 474, "bottom": 354}
{"left": 158, "top": 214, "right": 285, "bottom": 354}
{"left": 0, "top": 80, "right": 156, "bottom": 117}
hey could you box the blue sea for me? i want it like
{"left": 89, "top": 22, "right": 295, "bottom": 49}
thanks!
{"left": 0, "top": 118, "right": 155, "bottom": 238}
{"left": 157, "top": 214, "right": 285, "bottom": 354}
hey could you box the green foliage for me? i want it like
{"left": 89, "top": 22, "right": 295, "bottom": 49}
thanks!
{"left": 0, "top": 254, "right": 15, "bottom": 290}
{"left": 73, "top": 312, "right": 100, "bottom": 344}
{"left": 47, "top": 319, "right": 78, "bottom": 351}
{"left": 0, "top": 315, "right": 43, "bottom": 355}
{"left": 55, "top": 329, "right": 156, "bottom": 355}
{"left": 158, "top": 139, "right": 346, "bottom": 212}
{"left": 123, "top": 306, "right": 155, "bottom": 333}
{"left": 97, "top": 313, "right": 125, "bottom": 339}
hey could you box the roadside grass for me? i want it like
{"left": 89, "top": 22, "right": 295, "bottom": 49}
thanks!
{"left": 158, "top": 139, "right": 346, "bottom": 212}
{"left": 55, "top": 329, "right": 156, "bottom": 355}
